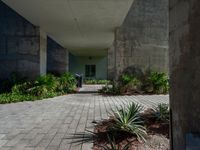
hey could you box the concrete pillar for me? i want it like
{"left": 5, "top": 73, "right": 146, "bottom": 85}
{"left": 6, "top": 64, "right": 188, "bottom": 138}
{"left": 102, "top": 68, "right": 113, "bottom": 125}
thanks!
{"left": 39, "top": 29, "right": 47, "bottom": 76}
{"left": 0, "top": 1, "right": 47, "bottom": 80}
{"left": 107, "top": 45, "right": 116, "bottom": 80}
{"left": 47, "top": 37, "right": 69, "bottom": 75}
{"left": 170, "top": 0, "right": 200, "bottom": 149}
{"left": 108, "top": 0, "right": 169, "bottom": 78}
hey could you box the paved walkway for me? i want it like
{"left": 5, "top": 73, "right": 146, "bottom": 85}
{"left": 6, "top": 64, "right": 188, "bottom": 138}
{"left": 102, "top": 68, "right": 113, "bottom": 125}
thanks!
{"left": 78, "top": 85, "right": 104, "bottom": 93}
{"left": 0, "top": 94, "right": 169, "bottom": 150}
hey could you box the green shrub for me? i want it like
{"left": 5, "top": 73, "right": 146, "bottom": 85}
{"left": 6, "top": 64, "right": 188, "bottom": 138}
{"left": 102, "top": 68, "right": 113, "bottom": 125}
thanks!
{"left": 35, "top": 74, "right": 59, "bottom": 91}
{"left": 99, "top": 82, "right": 121, "bottom": 95}
{"left": 0, "top": 93, "right": 38, "bottom": 104}
{"left": 154, "top": 103, "right": 169, "bottom": 122}
{"left": 12, "top": 82, "right": 33, "bottom": 94}
{"left": 110, "top": 103, "right": 147, "bottom": 141}
{"left": 85, "top": 79, "right": 96, "bottom": 84}
{"left": 57, "top": 73, "right": 76, "bottom": 93}
{"left": 144, "top": 71, "right": 169, "bottom": 94}
{"left": 85, "top": 79, "right": 110, "bottom": 85}
{"left": 97, "top": 80, "right": 110, "bottom": 84}
{"left": 0, "top": 72, "right": 77, "bottom": 104}
{"left": 120, "top": 74, "right": 135, "bottom": 85}
{"left": 120, "top": 77, "right": 142, "bottom": 94}
{"left": 99, "top": 69, "right": 169, "bottom": 95}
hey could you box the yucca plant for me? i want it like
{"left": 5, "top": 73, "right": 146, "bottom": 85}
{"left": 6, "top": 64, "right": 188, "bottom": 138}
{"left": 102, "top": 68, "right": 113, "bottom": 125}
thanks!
{"left": 111, "top": 103, "right": 147, "bottom": 142}
{"left": 154, "top": 103, "right": 169, "bottom": 122}
{"left": 100, "top": 135, "right": 131, "bottom": 150}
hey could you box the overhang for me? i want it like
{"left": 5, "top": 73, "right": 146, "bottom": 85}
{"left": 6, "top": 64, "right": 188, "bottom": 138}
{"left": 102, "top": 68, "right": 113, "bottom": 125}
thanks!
{"left": 2, "top": 0, "right": 133, "bottom": 56}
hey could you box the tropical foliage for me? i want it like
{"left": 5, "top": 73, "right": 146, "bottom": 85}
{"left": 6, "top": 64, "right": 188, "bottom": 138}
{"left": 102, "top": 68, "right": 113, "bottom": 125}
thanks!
{"left": 85, "top": 79, "right": 110, "bottom": 85}
{"left": 99, "top": 66, "right": 169, "bottom": 95}
{"left": 0, "top": 72, "right": 77, "bottom": 104}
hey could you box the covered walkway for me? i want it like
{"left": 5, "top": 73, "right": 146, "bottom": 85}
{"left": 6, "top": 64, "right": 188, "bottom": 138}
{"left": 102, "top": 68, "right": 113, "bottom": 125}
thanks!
{"left": 0, "top": 93, "right": 169, "bottom": 150}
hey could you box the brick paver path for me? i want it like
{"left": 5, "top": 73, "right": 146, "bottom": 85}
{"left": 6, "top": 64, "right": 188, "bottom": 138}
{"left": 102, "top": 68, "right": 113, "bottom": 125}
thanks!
{"left": 78, "top": 85, "right": 104, "bottom": 93}
{"left": 0, "top": 94, "right": 169, "bottom": 150}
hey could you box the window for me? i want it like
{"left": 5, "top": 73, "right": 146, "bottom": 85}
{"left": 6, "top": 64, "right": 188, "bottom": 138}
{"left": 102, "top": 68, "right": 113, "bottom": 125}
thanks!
{"left": 85, "top": 65, "right": 96, "bottom": 78}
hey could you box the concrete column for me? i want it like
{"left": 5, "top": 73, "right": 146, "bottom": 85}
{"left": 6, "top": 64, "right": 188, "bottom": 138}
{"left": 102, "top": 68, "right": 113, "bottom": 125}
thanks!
{"left": 107, "top": 45, "right": 116, "bottom": 80}
{"left": 39, "top": 29, "right": 47, "bottom": 75}
{"left": 170, "top": 0, "right": 200, "bottom": 149}
{"left": 108, "top": 0, "right": 169, "bottom": 79}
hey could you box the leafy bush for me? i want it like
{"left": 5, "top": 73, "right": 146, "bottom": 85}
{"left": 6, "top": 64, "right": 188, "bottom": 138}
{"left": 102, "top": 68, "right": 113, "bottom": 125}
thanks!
{"left": 85, "top": 79, "right": 110, "bottom": 85}
{"left": 120, "top": 77, "right": 142, "bottom": 94}
{"left": 99, "top": 82, "right": 121, "bottom": 95}
{"left": 0, "top": 93, "right": 38, "bottom": 104}
{"left": 35, "top": 74, "right": 59, "bottom": 90}
{"left": 154, "top": 103, "right": 169, "bottom": 122}
{"left": 120, "top": 74, "right": 135, "bottom": 85}
{"left": 99, "top": 68, "right": 169, "bottom": 95}
{"left": 110, "top": 103, "right": 147, "bottom": 141}
{"left": 0, "top": 72, "right": 77, "bottom": 104}
{"left": 143, "top": 71, "right": 169, "bottom": 94}
{"left": 57, "top": 73, "right": 76, "bottom": 93}
{"left": 12, "top": 82, "right": 33, "bottom": 94}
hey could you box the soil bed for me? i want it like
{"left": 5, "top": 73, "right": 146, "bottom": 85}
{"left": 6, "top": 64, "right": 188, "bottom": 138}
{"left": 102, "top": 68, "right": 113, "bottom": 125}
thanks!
{"left": 92, "top": 109, "right": 169, "bottom": 150}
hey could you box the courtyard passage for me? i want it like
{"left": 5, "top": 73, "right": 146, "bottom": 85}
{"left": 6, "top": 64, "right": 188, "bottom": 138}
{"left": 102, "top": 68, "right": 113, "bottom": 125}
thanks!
{"left": 0, "top": 93, "right": 169, "bottom": 150}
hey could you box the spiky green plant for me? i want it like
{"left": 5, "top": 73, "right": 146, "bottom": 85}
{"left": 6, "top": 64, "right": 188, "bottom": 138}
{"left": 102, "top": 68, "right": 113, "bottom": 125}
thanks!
{"left": 111, "top": 103, "right": 147, "bottom": 141}
{"left": 154, "top": 103, "right": 169, "bottom": 122}
{"left": 100, "top": 135, "right": 131, "bottom": 150}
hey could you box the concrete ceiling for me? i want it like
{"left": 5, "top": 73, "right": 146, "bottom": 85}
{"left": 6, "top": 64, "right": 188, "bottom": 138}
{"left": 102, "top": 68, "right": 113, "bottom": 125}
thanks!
{"left": 2, "top": 0, "right": 133, "bottom": 56}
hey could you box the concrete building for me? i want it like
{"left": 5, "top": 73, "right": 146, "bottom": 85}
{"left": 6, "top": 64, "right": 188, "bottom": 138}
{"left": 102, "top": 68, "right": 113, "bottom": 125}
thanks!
{"left": 1, "top": 1, "right": 200, "bottom": 149}
{"left": 0, "top": 0, "right": 168, "bottom": 80}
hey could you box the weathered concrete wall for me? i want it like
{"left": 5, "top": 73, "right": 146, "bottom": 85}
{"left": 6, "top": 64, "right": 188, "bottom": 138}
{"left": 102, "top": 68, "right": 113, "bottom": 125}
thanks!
{"left": 47, "top": 37, "right": 69, "bottom": 75}
{"left": 169, "top": 0, "right": 200, "bottom": 149}
{"left": 108, "top": 0, "right": 169, "bottom": 79}
{"left": 0, "top": 1, "right": 47, "bottom": 80}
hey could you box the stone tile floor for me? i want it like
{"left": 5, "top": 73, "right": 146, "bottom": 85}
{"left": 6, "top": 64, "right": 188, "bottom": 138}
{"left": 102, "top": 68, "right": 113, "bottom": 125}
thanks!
{"left": 0, "top": 93, "right": 169, "bottom": 150}
{"left": 78, "top": 85, "right": 104, "bottom": 93}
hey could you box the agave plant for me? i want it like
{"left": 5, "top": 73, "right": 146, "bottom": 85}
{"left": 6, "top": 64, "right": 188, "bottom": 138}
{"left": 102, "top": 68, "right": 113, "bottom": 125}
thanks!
{"left": 100, "top": 135, "right": 131, "bottom": 150}
{"left": 111, "top": 103, "right": 147, "bottom": 142}
{"left": 154, "top": 103, "right": 169, "bottom": 122}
